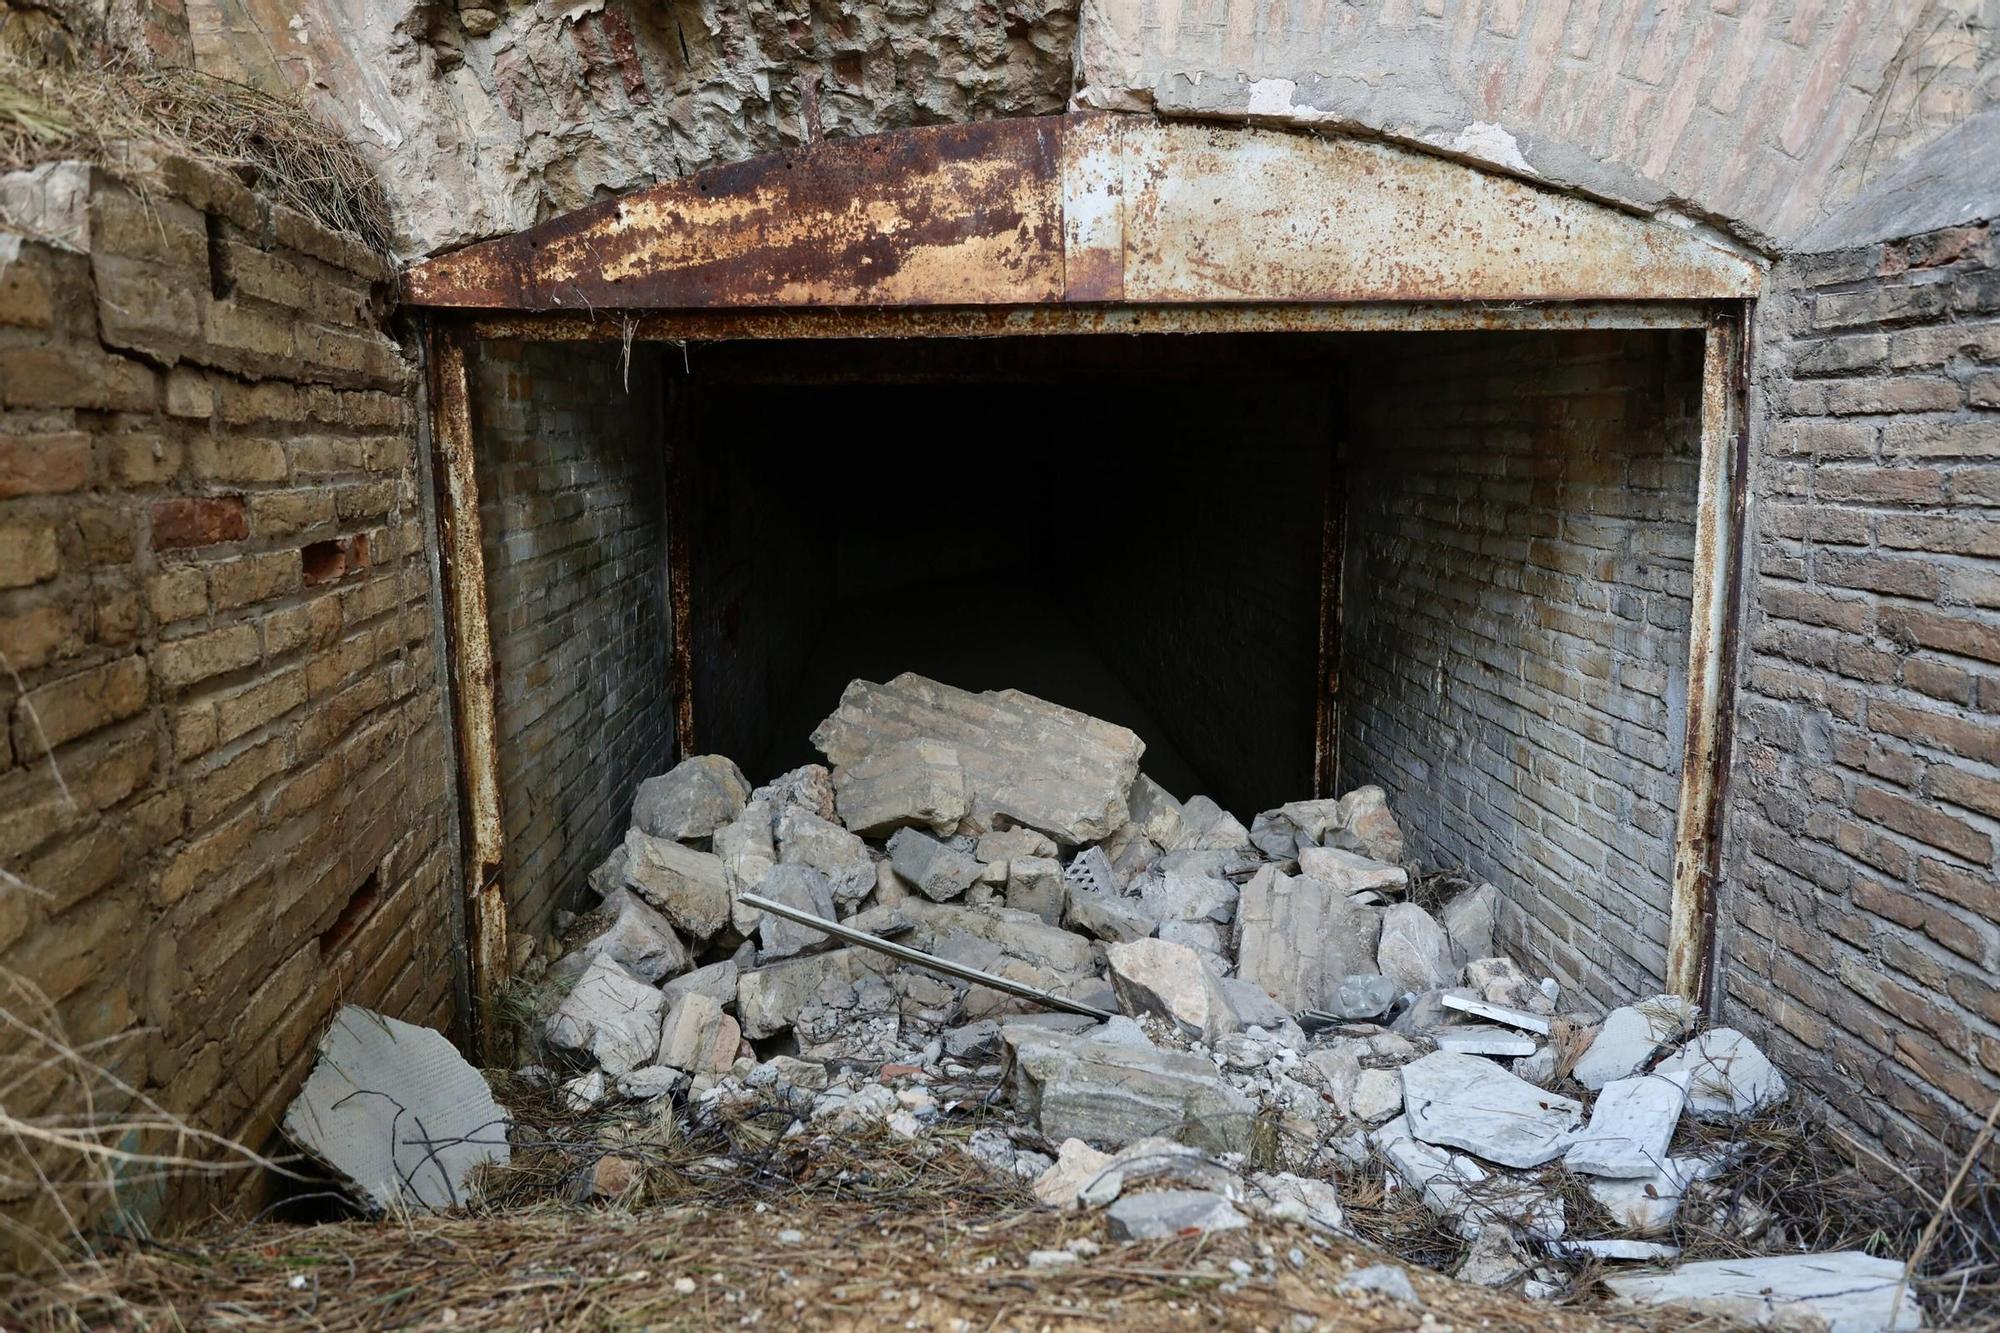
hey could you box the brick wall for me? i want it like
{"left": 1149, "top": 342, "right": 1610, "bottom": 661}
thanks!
{"left": 0, "top": 157, "right": 453, "bottom": 1239}
{"left": 1724, "top": 221, "right": 2000, "bottom": 1163}
{"left": 472, "top": 339, "right": 674, "bottom": 942}
{"left": 1341, "top": 329, "right": 1705, "bottom": 1014}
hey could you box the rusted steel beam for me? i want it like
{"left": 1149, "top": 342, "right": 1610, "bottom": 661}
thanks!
{"left": 425, "top": 321, "right": 511, "bottom": 1059}
{"left": 404, "top": 115, "right": 1762, "bottom": 313}
{"left": 1666, "top": 312, "right": 1749, "bottom": 1007}
{"left": 464, "top": 301, "right": 1721, "bottom": 344}
{"left": 406, "top": 118, "right": 1065, "bottom": 311}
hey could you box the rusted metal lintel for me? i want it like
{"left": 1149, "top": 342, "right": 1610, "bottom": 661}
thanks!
{"left": 424, "top": 321, "right": 511, "bottom": 1059}
{"left": 1665, "top": 311, "right": 1749, "bottom": 1008}
{"left": 461, "top": 301, "right": 1720, "bottom": 345}
{"left": 404, "top": 115, "right": 1763, "bottom": 312}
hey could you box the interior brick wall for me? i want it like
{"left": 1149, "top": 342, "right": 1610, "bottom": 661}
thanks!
{"left": 0, "top": 157, "right": 454, "bottom": 1240}
{"left": 1724, "top": 221, "right": 2000, "bottom": 1164}
{"left": 471, "top": 340, "right": 674, "bottom": 944}
{"left": 1340, "top": 329, "right": 1705, "bottom": 1015}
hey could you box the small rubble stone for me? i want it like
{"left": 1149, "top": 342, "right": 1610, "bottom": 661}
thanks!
{"left": 1324, "top": 973, "right": 1397, "bottom": 1019}
{"left": 1299, "top": 845, "right": 1408, "bottom": 894}
{"left": 750, "top": 764, "right": 839, "bottom": 821}
{"left": 776, "top": 805, "right": 875, "bottom": 903}
{"left": 830, "top": 737, "right": 969, "bottom": 836}
{"left": 1107, "top": 937, "right": 1240, "bottom": 1042}
{"left": 1654, "top": 1027, "right": 1786, "bottom": 1120}
{"left": 1337, "top": 1264, "right": 1420, "bottom": 1305}
{"left": 586, "top": 842, "right": 630, "bottom": 901}
{"left": 615, "top": 1065, "right": 687, "bottom": 1101}
{"left": 755, "top": 863, "right": 838, "bottom": 960}
{"left": 1402, "top": 1051, "right": 1583, "bottom": 1168}
{"left": 546, "top": 957, "right": 667, "bottom": 1077}
{"left": 1457, "top": 1228, "right": 1529, "bottom": 1287}
{"left": 1250, "top": 1171, "right": 1345, "bottom": 1232}
{"left": 657, "top": 992, "right": 740, "bottom": 1075}
{"left": 737, "top": 949, "right": 868, "bottom": 1039}
{"left": 631, "top": 755, "right": 750, "bottom": 840}
{"left": 1033, "top": 1137, "right": 1115, "bottom": 1207}
{"left": 562, "top": 1069, "right": 607, "bottom": 1111}
{"left": 1026, "top": 1249, "right": 1077, "bottom": 1270}
{"left": 1376, "top": 902, "right": 1455, "bottom": 993}
{"left": 1440, "top": 882, "right": 1499, "bottom": 966}
{"left": 1106, "top": 1189, "right": 1248, "bottom": 1240}
{"left": 624, "top": 830, "right": 731, "bottom": 939}
{"left": 1573, "top": 995, "right": 1700, "bottom": 1089}
{"left": 886, "top": 827, "right": 983, "bottom": 902}
{"left": 1336, "top": 785, "right": 1405, "bottom": 862}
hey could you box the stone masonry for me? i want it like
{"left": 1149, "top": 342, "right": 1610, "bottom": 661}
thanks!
{"left": 1725, "top": 219, "right": 2000, "bottom": 1165}
{"left": 0, "top": 156, "right": 453, "bottom": 1238}
{"left": 1342, "top": 330, "right": 1705, "bottom": 1016}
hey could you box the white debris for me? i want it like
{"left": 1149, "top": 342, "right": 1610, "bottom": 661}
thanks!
{"left": 1402, "top": 1051, "right": 1584, "bottom": 1168}
{"left": 1605, "top": 1252, "right": 1922, "bottom": 1331}
{"left": 1655, "top": 1027, "right": 1788, "bottom": 1119}
{"left": 1563, "top": 1070, "right": 1689, "bottom": 1178}
{"left": 1440, "top": 991, "right": 1551, "bottom": 1035}
{"left": 1434, "top": 1024, "right": 1539, "bottom": 1057}
{"left": 283, "top": 1007, "right": 512, "bottom": 1214}
{"left": 1573, "top": 994, "right": 1700, "bottom": 1089}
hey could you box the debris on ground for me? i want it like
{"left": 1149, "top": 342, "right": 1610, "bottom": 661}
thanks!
{"left": 261, "top": 674, "right": 1950, "bottom": 1329}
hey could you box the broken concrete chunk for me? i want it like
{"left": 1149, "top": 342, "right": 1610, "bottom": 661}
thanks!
{"left": 830, "top": 737, "right": 969, "bottom": 837}
{"left": 1158, "top": 918, "right": 1226, "bottom": 959}
{"left": 715, "top": 801, "right": 777, "bottom": 931}
{"left": 1234, "top": 865, "right": 1382, "bottom": 1013}
{"left": 1004, "top": 1027, "right": 1258, "bottom": 1155}
{"left": 1336, "top": 785, "right": 1405, "bottom": 862}
{"left": 1136, "top": 867, "right": 1238, "bottom": 924}
{"left": 1299, "top": 845, "right": 1409, "bottom": 894}
{"left": 661, "top": 958, "right": 739, "bottom": 1012}
{"left": 1440, "top": 882, "right": 1499, "bottom": 966}
{"left": 1247, "top": 808, "right": 1305, "bottom": 860}
{"left": 552, "top": 885, "right": 687, "bottom": 984}
{"left": 1277, "top": 797, "right": 1345, "bottom": 843}
{"left": 1573, "top": 994, "right": 1700, "bottom": 1089}
{"left": 1249, "top": 1171, "right": 1345, "bottom": 1232}
{"left": 749, "top": 764, "right": 839, "bottom": 822}
{"left": 1321, "top": 972, "right": 1397, "bottom": 1020}
{"left": 755, "top": 863, "right": 839, "bottom": 960}
{"left": 1604, "top": 1252, "right": 1921, "bottom": 1332}
{"left": 283, "top": 1006, "right": 511, "bottom": 1214}
{"left": 737, "top": 948, "right": 868, "bottom": 1039}
{"left": 545, "top": 956, "right": 667, "bottom": 1077}
{"left": 1005, "top": 855, "right": 1066, "bottom": 925}
{"left": 585, "top": 841, "right": 630, "bottom": 902}
{"left": 1376, "top": 902, "right": 1455, "bottom": 993}
{"left": 1107, "top": 937, "right": 1240, "bottom": 1043}
{"left": 1402, "top": 1051, "right": 1584, "bottom": 1168}
{"left": 1126, "top": 774, "right": 1185, "bottom": 848}
{"left": 1172, "top": 794, "right": 1250, "bottom": 852}
{"left": 656, "top": 991, "right": 740, "bottom": 1074}
{"left": 1033, "top": 1137, "right": 1115, "bottom": 1208}
{"left": 631, "top": 754, "right": 750, "bottom": 840}
{"left": 812, "top": 674, "right": 1145, "bottom": 846}
{"left": 776, "top": 805, "right": 875, "bottom": 903}
{"left": 886, "top": 826, "right": 983, "bottom": 902}
{"left": 1103, "top": 824, "right": 1162, "bottom": 883}
{"left": 1564, "top": 1069, "right": 1689, "bottom": 1177}
{"left": 1464, "top": 956, "right": 1556, "bottom": 1016}
{"left": 1655, "top": 1027, "right": 1787, "bottom": 1119}
{"left": 1107, "top": 1189, "right": 1248, "bottom": 1240}
{"left": 1066, "top": 886, "right": 1157, "bottom": 943}
{"left": 624, "top": 829, "right": 731, "bottom": 940}
{"left": 978, "top": 827, "right": 1057, "bottom": 863}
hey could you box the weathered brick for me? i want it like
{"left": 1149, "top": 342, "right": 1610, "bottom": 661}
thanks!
{"left": 0, "top": 433, "right": 91, "bottom": 498}
{"left": 153, "top": 624, "right": 260, "bottom": 689}
{"left": 207, "top": 550, "right": 301, "bottom": 612}
{"left": 0, "top": 346, "right": 159, "bottom": 411}
{"left": 15, "top": 655, "right": 149, "bottom": 750}
{"left": 0, "top": 526, "right": 59, "bottom": 588}
{"left": 214, "top": 667, "right": 306, "bottom": 744}
{"left": 248, "top": 488, "right": 336, "bottom": 536}
{"left": 151, "top": 497, "right": 247, "bottom": 550}
{"left": 190, "top": 436, "right": 289, "bottom": 484}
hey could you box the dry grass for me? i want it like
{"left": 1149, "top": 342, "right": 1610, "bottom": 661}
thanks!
{"left": 0, "top": 49, "right": 389, "bottom": 251}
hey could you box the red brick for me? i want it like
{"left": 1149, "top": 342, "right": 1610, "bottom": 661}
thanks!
{"left": 150, "top": 497, "right": 247, "bottom": 550}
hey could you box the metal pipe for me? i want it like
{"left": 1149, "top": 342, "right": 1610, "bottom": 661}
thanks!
{"left": 736, "top": 892, "right": 1116, "bottom": 1022}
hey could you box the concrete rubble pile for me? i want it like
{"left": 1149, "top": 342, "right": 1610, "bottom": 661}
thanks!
{"left": 522, "top": 673, "right": 1919, "bottom": 1331}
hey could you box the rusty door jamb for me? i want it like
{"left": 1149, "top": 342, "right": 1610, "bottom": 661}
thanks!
{"left": 424, "top": 319, "right": 511, "bottom": 1060}
{"left": 1664, "top": 309, "right": 1751, "bottom": 1008}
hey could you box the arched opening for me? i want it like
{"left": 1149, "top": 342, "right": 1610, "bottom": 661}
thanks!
{"left": 405, "top": 114, "right": 1759, "bottom": 1051}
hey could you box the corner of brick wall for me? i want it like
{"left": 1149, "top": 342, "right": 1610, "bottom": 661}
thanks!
{"left": 0, "top": 154, "right": 454, "bottom": 1241}
{"left": 1725, "top": 221, "right": 2000, "bottom": 1165}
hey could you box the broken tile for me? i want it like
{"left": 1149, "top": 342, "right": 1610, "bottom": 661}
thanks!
{"left": 284, "top": 1007, "right": 511, "bottom": 1214}
{"left": 1573, "top": 994, "right": 1700, "bottom": 1090}
{"left": 1440, "top": 992, "right": 1551, "bottom": 1035}
{"left": 631, "top": 754, "right": 750, "bottom": 840}
{"left": 1563, "top": 1070, "right": 1689, "bottom": 1177}
{"left": 830, "top": 737, "right": 969, "bottom": 836}
{"left": 812, "top": 674, "right": 1145, "bottom": 845}
{"left": 1434, "top": 1025, "right": 1539, "bottom": 1057}
{"left": 1655, "top": 1027, "right": 1787, "bottom": 1120}
{"left": 1605, "top": 1252, "right": 1921, "bottom": 1331}
{"left": 1371, "top": 1115, "right": 1566, "bottom": 1240}
{"left": 1402, "top": 1051, "right": 1583, "bottom": 1168}
{"left": 1587, "top": 1152, "right": 1735, "bottom": 1235}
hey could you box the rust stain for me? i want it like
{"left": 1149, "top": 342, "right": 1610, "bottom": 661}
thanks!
{"left": 426, "top": 322, "right": 511, "bottom": 1058}
{"left": 405, "top": 114, "right": 1763, "bottom": 313}
{"left": 1665, "top": 312, "right": 1747, "bottom": 1007}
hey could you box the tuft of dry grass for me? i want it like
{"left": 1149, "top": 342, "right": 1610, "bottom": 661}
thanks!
{"left": 0, "top": 50, "right": 390, "bottom": 251}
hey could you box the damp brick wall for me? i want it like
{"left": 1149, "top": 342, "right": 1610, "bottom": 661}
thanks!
{"left": 1340, "top": 329, "right": 1705, "bottom": 1016}
{"left": 471, "top": 339, "right": 675, "bottom": 943}
{"left": 1723, "top": 221, "right": 2000, "bottom": 1165}
{"left": 0, "top": 156, "right": 453, "bottom": 1237}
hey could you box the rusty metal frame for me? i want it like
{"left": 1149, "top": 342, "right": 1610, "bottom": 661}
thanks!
{"left": 1665, "top": 310, "right": 1750, "bottom": 1007}
{"left": 423, "top": 319, "right": 510, "bottom": 1059}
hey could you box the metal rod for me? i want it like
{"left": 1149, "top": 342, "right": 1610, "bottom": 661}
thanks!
{"left": 736, "top": 892, "right": 1116, "bottom": 1022}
